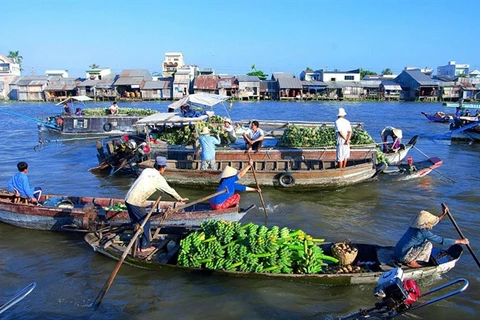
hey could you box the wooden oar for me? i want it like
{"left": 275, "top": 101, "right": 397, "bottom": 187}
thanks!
{"left": 442, "top": 203, "right": 480, "bottom": 269}
{"left": 92, "top": 188, "right": 228, "bottom": 309}
{"left": 247, "top": 154, "right": 268, "bottom": 217}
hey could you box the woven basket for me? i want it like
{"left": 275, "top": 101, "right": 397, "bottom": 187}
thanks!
{"left": 331, "top": 242, "right": 358, "bottom": 265}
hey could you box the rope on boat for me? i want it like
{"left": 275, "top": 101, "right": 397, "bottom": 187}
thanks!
{"left": 0, "top": 109, "right": 46, "bottom": 124}
{"left": 33, "top": 135, "right": 121, "bottom": 152}
{"left": 413, "top": 146, "right": 456, "bottom": 183}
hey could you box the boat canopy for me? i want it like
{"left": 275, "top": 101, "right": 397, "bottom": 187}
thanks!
{"left": 55, "top": 96, "right": 94, "bottom": 106}
{"left": 168, "top": 93, "right": 230, "bottom": 110}
{"left": 135, "top": 113, "right": 208, "bottom": 126}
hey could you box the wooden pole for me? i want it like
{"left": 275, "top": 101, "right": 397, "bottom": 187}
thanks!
{"left": 247, "top": 154, "right": 268, "bottom": 217}
{"left": 92, "top": 188, "right": 228, "bottom": 309}
{"left": 442, "top": 203, "right": 480, "bottom": 269}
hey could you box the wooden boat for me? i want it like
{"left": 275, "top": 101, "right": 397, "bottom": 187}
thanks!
{"left": 449, "top": 117, "right": 480, "bottom": 141}
{"left": 136, "top": 155, "right": 378, "bottom": 190}
{"left": 381, "top": 156, "right": 443, "bottom": 181}
{"left": 37, "top": 96, "right": 156, "bottom": 135}
{"left": 84, "top": 227, "right": 463, "bottom": 286}
{"left": 0, "top": 189, "right": 254, "bottom": 232}
{"left": 382, "top": 135, "right": 418, "bottom": 166}
{"left": 421, "top": 111, "right": 453, "bottom": 123}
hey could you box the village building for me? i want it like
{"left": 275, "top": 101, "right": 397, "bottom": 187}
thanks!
{"left": 163, "top": 52, "right": 184, "bottom": 77}
{"left": 114, "top": 69, "right": 152, "bottom": 100}
{"left": 44, "top": 77, "right": 80, "bottom": 101}
{"left": 236, "top": 75, "right": 260, "bottom": 100}
{"left": 141, "top": 79, "right": 172, "bottom": 100}
{"left": 0, "top": 54, "right": 21, "bottom": 100}
{"left": 395, "top": 69, "right": 438, "bottom": 101}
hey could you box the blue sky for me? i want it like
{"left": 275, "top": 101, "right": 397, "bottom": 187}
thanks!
{"left": 2, "top": 0, "right": 480, "bottom": 78}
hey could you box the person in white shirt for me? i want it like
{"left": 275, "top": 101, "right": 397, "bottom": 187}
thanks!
{"left": 334, "top": 108, "right": 352, "bottom": 168}
{"left": 124, "top": 156, "right": 188, "bottom": 254}
{"left": 223, "top": 118, "right": 237, "bottom": 145}
{"left": 242, "top": 120, "right": 265, "bottom": 153}
{"left": 109, "top": 101, "right": 119, "bottom": 115}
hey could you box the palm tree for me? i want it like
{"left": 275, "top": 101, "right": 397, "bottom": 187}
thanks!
{"left": 89, "top": 63, "right": 100, "bottom": 69}
{"left": 7, "top": 50, "right": 23, "bottom": 66}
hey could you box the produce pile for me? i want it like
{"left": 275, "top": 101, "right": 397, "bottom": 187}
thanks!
{"left": 82, "top": 108, "right": 157, "bottom": 116}
{"left": 153, "top": 116, "right": 232, "bottom": 146}
{"left": 103, "top": 203, "right": 127, "bottom": 211}
{"left": 177, "top": 220, "right": 338, "bottom": 274}
{"left": 278, "top": 125, "right": 375, "bottom": 148}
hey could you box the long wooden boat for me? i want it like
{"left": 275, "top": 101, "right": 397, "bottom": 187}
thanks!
{"left": 137, "top": 156, "right": 378, "bottom": 190}
{"left": 380, "top": 156, "right": 443, "bottom": 181}
{"left": 84, "top": 228, "right": 463, "bottom": 286}
{"left": 449, "top": 117, "right": 480, "bottom": 141}
{"left": 0, "top": 189, "right": 254, "bottom": 232}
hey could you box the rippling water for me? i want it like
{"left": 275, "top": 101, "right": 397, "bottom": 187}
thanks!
{"left": 0, "top": 100, "right": 479, "bottom": 319}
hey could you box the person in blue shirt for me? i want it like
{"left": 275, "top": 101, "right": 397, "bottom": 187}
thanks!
{"left": 394, "top": 205, "right": 469, "bottom": 268}
{"left": 210, "top": 160, "right": 260, "bottom": 210}
{"left": 198, "top": 126, "right": 221, "bottom": 170}
{"left": 8, "top": 162, "right": 42, "bottom": 204}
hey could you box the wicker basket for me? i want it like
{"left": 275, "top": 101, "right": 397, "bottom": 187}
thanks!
{"left": 331, "top": 241, "right": 358, "bottom": 265}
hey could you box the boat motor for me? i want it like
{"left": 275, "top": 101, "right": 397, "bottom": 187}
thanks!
{"left": 340, "top": 267, "right": 469, "bottom": 319}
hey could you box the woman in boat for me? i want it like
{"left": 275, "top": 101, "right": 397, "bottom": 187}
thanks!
{"left": 394, "top": 205, "right": 469, "bottom": 268}
{"left": 380, "top": 126, "right": 402, "bottom": 153}
{"left": 210, "top": 160, "right": 260, "bottom": 210}
{"left": 222, "top": 118, "right": 237, "bottom": 145}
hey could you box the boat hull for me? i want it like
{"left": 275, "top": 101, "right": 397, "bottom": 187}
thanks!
{"left": 85, "top": 232, "right": 463, "bottom": 286}
{"left": 0, "top": 190, "right": 252, "bottom": 231}
{"left": 39, "top": 115, "right": 144, "bottom": 135}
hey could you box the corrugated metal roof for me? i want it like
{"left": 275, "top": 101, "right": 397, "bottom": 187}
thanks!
{"left": 325, "top": 81, "right": 364, "bottom": 89}
{"left": 236, "top": 75, "right": 260, "bottom": 82}
{"left": 404, "top": 70, "right": 438, "bottom": 86}
{"left": 96, "top": 76, "right": 118, "bottom": 88}
{"left": 194, "top": 75, "right": 219, "bottom": 90}
{"left": 302, "top": 80, "right": 327, "bottom": 87}
{"left": 143, "top": 81, "right": 166, "bottom": 89}
{"left": 45, "top": 80, "right": 77, "bottom": 91}
{"left": 77, "top": 79, "right": 99, "bottom": 87}
{"left": 119, "top": 69, "right": 152, "bottom": 80}
{"left": 114, "top": 77, "right": 144, "bottom": 86}
{"left": 278, "top": 77, "right": 303, "bottom": 89}
{"left": 272, "top": 72, "right": 295, "bottom": 80}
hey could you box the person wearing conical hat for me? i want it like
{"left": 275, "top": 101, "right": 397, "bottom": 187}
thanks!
{"left": 380, "top": 126, "right": 403, "bottom": 153}
{"left": 394, "top": 205, "right": 469, "bottom": 268}
{"left": 222, "top": 118, "right": 237, "bottom": 145}
{"left": 334, "top": 107, "right": 352, "bottom": 168}
{"left": 210, "top": 159, "right": 260, "bottom": 210}
{"left": 198, "top": 126, "right": 221, "bottom": 170}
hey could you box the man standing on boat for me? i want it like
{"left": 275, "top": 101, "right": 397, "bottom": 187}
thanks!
{"left": 394, "top": 205, "right": 469, "bottom": 268}
{"left": 124, "top": 156, "right": 189, "bottom": 254}
{"left": 242, "top": 120, "right": 265, "bottom": 153}
{"left": 198, "top": 126, "right": 221, "bottom": 170}
{"left": 7, "top": 162, "right": 42, "bottom": 204}
{"left": 334, "top": 108, "right": 352, "bottom": 168}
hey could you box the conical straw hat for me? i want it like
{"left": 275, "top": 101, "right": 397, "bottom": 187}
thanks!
{"left": 409, "top": 210, "right": 439, "bottom": 229}
{"left": 220, "top": 166, "right": 237, "bottom": 179}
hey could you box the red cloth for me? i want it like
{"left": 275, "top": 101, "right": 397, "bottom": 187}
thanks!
{"left": 210, "top": 193, "right": 240, "bottom": 210}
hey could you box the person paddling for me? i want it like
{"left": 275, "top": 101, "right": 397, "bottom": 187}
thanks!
{"left": 394, "top": 204, "right": 469, "bottom": 268}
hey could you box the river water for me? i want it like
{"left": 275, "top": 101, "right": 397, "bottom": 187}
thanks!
{"left": 0, "top": 100, "right": 478, "bottom": 319}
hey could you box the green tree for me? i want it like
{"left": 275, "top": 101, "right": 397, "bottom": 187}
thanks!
{"left": 7, "top": 51, "right": 23, "bottom": 70}
{"left": 247, "top": 64, "right": 268, "bottom": 80}
{"left": 305, "top": 67, "right": 314, "bottom": 72}
{"left": 360, "top": 68, "right": 377, "bottom": 79}
{"left": 381, "top": 68, "right": 393, "bottom": 75}
{"left": 89, "top": 63, "right": 100, "bottom": 69}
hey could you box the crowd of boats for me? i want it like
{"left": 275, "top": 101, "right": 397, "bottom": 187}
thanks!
{"left": 1, "top": 93, "right": 476, "bottom": 317}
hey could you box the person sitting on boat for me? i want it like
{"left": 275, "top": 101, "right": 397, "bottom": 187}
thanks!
{"left": 380, "top": 126, "right": 402, "bottom": 153}
{"left": 242, "top": 120, "right": 265, "bottom": 153}
{"left": 180, "top": 104, "right": 202, "bottom": 118}
{"left": 109, "top": 101, "right": 119, "bottom": 115}
{"left": 223, "top": 118, "right": 237, "bottom": 145}
{"left": 124, "top": 156, "right": 189, "bottom": 254}
{"left": 7, "top": 161, "right": 42, "bottom": 204}
{"left": 394, "top": 205, "right": 469, "bottom": 268}
{"left": 455, "top": 107, "right": 463, "bottom": 118}
{"left": 464, "top": 109, "right": 471, "bottom": 117}
{"left": 75, "top": 108, "right": 82, "bottom": 116}
{"left": 210, "top": 160, "right": 260, "bottom": 210}
{"left": 62, "top": 102, "right": 72, "bottom": 115}
{"left": 198, "top": 127, "right": 221, "bottom": 170}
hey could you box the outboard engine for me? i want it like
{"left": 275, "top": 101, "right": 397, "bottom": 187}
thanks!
{"left": 373, "top": 267, "right": 420, "bottom": 312}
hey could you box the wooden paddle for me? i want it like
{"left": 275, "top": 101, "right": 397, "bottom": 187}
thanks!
{"left": 247, "top": 154, "right": 268, "bottom": 217}
{"left": 442, "top": 203, "right": 480, "bottom": 269}
{"left": 92, "top": 188, "right": 228, "bottom": 309}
